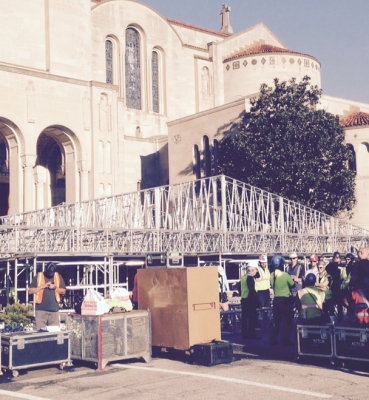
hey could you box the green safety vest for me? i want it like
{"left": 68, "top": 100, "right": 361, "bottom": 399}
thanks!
{"left": 298, "top": 287, "right": 325, "bottom": 320}
{"left": 241, "top": 275, "right": 251, "bottom": 299}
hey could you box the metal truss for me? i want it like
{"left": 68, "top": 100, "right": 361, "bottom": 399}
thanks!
{"left": 0, "top": 175, "right": 368, "bottom": 256}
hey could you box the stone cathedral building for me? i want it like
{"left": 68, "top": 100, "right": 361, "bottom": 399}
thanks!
{"left": 1, "top": 0, "right": 369, "bottom": 227}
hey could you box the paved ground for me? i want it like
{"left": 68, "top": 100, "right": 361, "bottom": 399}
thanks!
{"left": 1, "top": 330, "right": 369, "bottom": 400}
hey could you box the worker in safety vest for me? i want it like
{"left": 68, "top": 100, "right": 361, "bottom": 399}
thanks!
{"left": 315, "top": 260, "right": 333, "bottom": 322}
{"left": 240, "top": 261, "right": 260, "bottom": 340}
{"left": 29, "top": 262, "right": 66, "bottom": 330}
{"left": 255, "top": 254, "right": 271, "bottom": 308}
{"left": 297, "top": 273, "right": 325, "bottom": 325}
{"left": 269, "top": 255, "right": 295, "bottom": 346}
{"left": 351, "top": 289, "right": 369, "bottom": 325}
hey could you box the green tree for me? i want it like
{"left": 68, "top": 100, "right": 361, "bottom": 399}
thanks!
{"left": 218, "top": 76, "right": 356, "bottom": 216}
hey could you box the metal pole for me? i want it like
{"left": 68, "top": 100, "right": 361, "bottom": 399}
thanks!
{"left": 109, "top": 255, "right": 113, "bottom": 295}
{"left": 25, "top": 258, "right": 29, "bottom": 304}
{"left": 6, "top": 259, "right": 10, "bottom": 305}
{"left": 14, "top": 258, "right": 18, "bottom": 303}
{"left": 103, "top": 257, "right": 107, "bottom": 296}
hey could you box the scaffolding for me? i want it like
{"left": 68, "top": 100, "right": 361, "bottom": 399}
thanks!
{"left": 0, "top": 175, "right": 367, "bottom": 307}
{"left": 0, "top": 175, "right": 367, "bottom": 256}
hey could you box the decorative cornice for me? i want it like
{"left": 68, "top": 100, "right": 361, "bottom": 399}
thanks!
{"left": 183, "top": 44, "right": 209, "bottom": 52}
{"left": 223, "top": 43, "right": 320, "bottom": 65}
{"left": 166, "top": 17, "right": 230, "bottom": 38}
{"left": 0, "top": 63, "right": 118, "bottom": 90}
{"left": 124, "top": 135, "right": 168, "bottom": 143}
{"left": 194, "top": 56, "right": 212, "bottom": 62}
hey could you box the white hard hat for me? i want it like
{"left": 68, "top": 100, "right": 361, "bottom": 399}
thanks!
{"left": 247, "top": 260, "right": 259, "bottom": 269}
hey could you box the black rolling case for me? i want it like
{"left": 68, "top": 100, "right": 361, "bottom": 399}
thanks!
{"left": 190, "top": 340, "right": 233, "bottom": 366}
{"left": 1, "top": 331, "right": 71, "bottom": 377}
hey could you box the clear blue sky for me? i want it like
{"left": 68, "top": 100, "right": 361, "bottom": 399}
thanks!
{"left": 139, "top": 0, "right": 369, "bottom": 104}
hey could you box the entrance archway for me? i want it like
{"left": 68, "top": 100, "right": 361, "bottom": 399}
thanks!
{"left": 37, "top": 134, "right": 65, "bottom": 206}
{"left": 0, "top": 119, "right": 23, "bottom": 215}
{"left": 36, "top": 126, "right": 80, "bottom": 208}
{"left": 0, "top": 136, "right": 9, "bottom": 215}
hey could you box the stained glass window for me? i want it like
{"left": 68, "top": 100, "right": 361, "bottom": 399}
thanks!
{"left": 152, "top": 51, "right": 159, "bottom": 113}
{"left": 105, "top": 40, "right": 113, "bottom": 84}
{"left": 125, "top": 28, "right": 141, "bottom": 110}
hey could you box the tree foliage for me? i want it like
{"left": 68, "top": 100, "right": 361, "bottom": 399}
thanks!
{"left": 218, "top": 76, "right": 356, "bottom": 216}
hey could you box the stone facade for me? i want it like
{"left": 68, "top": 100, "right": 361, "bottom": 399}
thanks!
{"left": 0, "top": 0, "right": 368, "bottom": 228}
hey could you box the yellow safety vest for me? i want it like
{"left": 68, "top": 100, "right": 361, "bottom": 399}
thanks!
{"left": 255, "top": 266, "right": 270, "bottom": 291}
{"left": 35, "top": 272, "right": 62, "bottom": 304}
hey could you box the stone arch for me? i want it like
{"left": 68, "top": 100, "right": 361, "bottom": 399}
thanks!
{"left": 346, "top": 143, "right": 356, "bottom": 173}
{"left": 36, "top": 125, "right": 81, "bottom": 208}
{"left": 357, "top": 142, "right": 369, "bottom": 176}
{"left": 0, "top": 118, "right": 24, "bottom": 215}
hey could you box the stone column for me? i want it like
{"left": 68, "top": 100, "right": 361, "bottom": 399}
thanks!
{"left": 33, "top": 165, "right": 47, "bottom": 210}
{"left": 21, "top": 155, "right": 36, "bottom": 212}
{"left": 78, "top": 160, "right": 91, "bottom": 202}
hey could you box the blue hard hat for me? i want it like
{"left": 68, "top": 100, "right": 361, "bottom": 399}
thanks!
{"left": 305, "top": 273, "right": 316, "bottom": 287}
{"left": 271, "top": 255, "right": 285, "bottom": 271}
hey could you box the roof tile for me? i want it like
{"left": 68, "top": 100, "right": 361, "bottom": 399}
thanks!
{"left": 341, "top": 112, "right": 369, "bottom": 127}
{"left": 223, "top": 43, "right": 319, "bottom": 63}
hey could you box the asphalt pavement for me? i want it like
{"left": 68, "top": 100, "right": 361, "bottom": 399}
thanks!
{"left": 1, "top": 328, "right": 369, "bottom": 400}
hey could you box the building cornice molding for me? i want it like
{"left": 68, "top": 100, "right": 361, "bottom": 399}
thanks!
{"left": 167, "top": 98, "right": 245, "bottom": 127}
{"left": 0, "top": 63, "right": 119, "bottom": 90}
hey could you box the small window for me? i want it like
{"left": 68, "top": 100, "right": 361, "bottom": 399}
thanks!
{"left": 152, "top": 51, "right": 159, "bottom": 113}
{"left": 105, "top": 40, "right": 113, "bottom": 84}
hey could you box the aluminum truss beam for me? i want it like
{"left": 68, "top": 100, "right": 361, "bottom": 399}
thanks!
{"left": 0, "top": 175, "right": 368, "bottom": 256}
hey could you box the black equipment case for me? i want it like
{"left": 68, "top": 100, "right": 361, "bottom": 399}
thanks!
{"left": 1, "top": 331, "right": 71, "bottom": 377}
{"left": 296, "top": 324, "right": 334, "bottom": 358}
{"left": 334, "top": 325, "right": 369, "bottom": 363}
{"left": 190, "top": 340, "right": 233, "bottom": 366}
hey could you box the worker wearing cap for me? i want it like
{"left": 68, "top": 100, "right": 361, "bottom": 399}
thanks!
{"left": 298, "top": 273, "right": 325, "bottom": 325}
{"left": 240, "top": 261, "right": 260, "bottom": 340}
{"left": 255, "top": 254, "right": 271, "bottom": 308}
{"left": 305, "top": 254, "right": 319, "bottom": 277}
{"left": 287, "top": 252, "right": 304, "bottom": 311}
{"left": 29, "top": 262, "right": 66, "bottom": 330}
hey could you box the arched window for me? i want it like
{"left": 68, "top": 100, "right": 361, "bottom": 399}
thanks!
{"left": 212, "top": 139, "right": 219, "bottom": 175}
{"left": 105, "top": 39, "right": 114, "bottom": 84}
{"left": 203, "top": 136, "right": 211, "bottom": 177}
{"left": 125, "top": 27, "right": 141, "bottom": 110}
{"left": 152, "top": 51, "right": 160, "bottom": 113}
{"left": 193, "top": 145, "right": 201, "bottom": 180}
{"left": 357, "top": 143, "right": 369, "bottom": 176}
{"left": 346, "top": 144, "right": 356, "bottom": 173}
